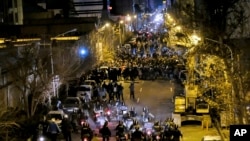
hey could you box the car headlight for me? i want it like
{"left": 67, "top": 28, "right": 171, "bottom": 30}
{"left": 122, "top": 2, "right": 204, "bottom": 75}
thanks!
{"left": 38, "top": 136, "right": 45, "bottom": 141}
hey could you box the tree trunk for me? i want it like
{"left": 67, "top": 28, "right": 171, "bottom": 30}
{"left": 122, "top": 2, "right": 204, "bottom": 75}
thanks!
{"left": 31, "top": 96, "right": 39, "bottom": 117}
{"left": 23, "top": 91, "right": 30, "bottom": 118}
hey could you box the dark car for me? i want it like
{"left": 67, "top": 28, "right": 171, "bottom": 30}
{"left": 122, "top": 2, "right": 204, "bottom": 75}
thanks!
{"left": 62, "top": 97, "right": 82, "bottom": 114}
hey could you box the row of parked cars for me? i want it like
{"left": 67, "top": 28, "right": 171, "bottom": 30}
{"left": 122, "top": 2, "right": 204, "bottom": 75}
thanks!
{"left": 45, "top": 79, "right": 99, "bottom": 132}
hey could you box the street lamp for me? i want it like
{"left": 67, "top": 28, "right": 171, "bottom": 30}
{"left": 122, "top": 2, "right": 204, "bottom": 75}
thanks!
{"left": 119, "top": 20, "right": 124, "bottom": 45}
{"left": 126, "top": 15, "right": 131, "bottom": 31}
{"left": 50, "top": 28, "right": 77, "bottom": 98}
{"left": 191, "top": 34, "right": 201, "bottom": 45}
{"left": 133, "top": 15, "right": 137, "bottom": 30}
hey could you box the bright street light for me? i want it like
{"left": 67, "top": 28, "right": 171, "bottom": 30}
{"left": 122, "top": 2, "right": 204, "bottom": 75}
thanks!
{"left": 176, "top": 26, "right": 182, "bottom": 31}
{"left": 191, "top": 34, "right": 201, "bottom": 45}
{"left": 126, "top": 15, "right": 131, "bottom": 21}
{"left": 105, "top": 23, "right": 110, "bottom": 27}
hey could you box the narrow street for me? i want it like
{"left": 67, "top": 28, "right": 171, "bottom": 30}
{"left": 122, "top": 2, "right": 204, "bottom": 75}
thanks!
{"left": 67, "top": 79, "right": 219, "bottom": 141}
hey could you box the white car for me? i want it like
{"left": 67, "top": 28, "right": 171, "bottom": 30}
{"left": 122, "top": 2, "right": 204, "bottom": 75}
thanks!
{"left": 84, "top": 80, "right": 97, "bottom": 87}
{"left": 46, "top": 110, "right": 65, "bottom": 128}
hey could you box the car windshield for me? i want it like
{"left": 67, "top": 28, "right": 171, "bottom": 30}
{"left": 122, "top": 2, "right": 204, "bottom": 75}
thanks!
{"left": 47, "top": 114, "right": 62, "bottom": 120}
{"left": 197, "top": 104, "right": 208, "bottom": 109}
{"left": 64, "top": 99, "right": 79, "bottom": 105}
{"left": 78, "top": 87, "right": 91, "bottom": 91}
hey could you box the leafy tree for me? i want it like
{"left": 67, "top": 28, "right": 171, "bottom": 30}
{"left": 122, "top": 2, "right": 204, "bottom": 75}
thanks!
{"left": 88, "top": 24, "right": 120, "bottom": 65}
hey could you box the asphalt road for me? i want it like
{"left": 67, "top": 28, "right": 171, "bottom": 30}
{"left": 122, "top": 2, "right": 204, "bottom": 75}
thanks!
{"left": 66, "top": 79, "right": 219, "bottom": 141}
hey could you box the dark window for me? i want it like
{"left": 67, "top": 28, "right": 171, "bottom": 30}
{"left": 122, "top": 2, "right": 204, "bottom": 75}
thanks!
{"left": 196, "top": 104, "right": 208, "bottom": 109}
{"left": 64, "top": 99, "right": 79, "bottom": 104}
{"left": 78, "top": 87, "right": 91, "bottom": 91}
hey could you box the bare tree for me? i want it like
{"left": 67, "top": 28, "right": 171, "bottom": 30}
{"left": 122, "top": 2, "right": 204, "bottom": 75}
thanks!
{"left": 0, "top": 106, "right": 20, "bottom": 141}
{"left": 4, "top": 44, "right": 52, "bottom": 118}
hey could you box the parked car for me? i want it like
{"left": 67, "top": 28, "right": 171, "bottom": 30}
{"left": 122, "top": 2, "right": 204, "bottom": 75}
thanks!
{"left": 77, "top": 85, "right": 93, "bottom": 101}
{"left": 62, "top": 97, "right": 82, "bottom": 114}
{"left": 84, "top": 80, "right": 97, "bottom": 87}
{"left": 46, "top": 110, "right": 65, "bottom": 128}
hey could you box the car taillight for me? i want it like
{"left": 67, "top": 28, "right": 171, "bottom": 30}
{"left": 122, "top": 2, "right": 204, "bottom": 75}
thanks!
{"left": 107, "top": 110, "right": 111, "bottom": 115}
{"left": 81, "top": 121, "right": 84, "bottom": 125}
{"left": 83, "top": 138, "right": 88, "bottom": 141}
{"left": 95, "top": 113, "right": 100, "bottom": 117}
{"left": 147, "top": 131, "right": 151, "bottom": 135}
{"left": 156, "top": 135, "right": 160, "bottom": 139}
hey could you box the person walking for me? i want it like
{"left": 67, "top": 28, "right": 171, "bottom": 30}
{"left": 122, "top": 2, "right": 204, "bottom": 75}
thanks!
{"left": 117, "top": 83, "right": 124, "bottom": 101}
{"left": 113, "top": 82, "right": 119, "bottom": 100}
{"left": 129, "top": 81, "right": 135, "bottom": 100}
{"left": 47, "top": 118, "right": 61, "bottom": 141}
{"left": 61, "top": 115, "right": 72, "bottom": 141}
{"left": 172, "top": 125, "right": 183, "bottom": 141}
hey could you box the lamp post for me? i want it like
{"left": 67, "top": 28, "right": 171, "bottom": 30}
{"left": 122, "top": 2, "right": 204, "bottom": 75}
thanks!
{"left": 126, "top": 15, "right": 131, "bottom": 31}
{"left": 119, "top": 20, "right": 124, "bottom": 46}
{"left": 50, "top": 28, "right": 77, "bottom": 98}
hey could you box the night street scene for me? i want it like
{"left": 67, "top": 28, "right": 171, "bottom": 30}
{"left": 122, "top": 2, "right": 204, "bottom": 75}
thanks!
{"left": 0, "top": 0, "right": 250, "bottom": 141}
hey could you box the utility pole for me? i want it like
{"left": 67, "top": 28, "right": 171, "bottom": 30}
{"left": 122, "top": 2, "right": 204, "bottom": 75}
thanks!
{"left": 50, "top": 28, "right": 77, "bottom": 98}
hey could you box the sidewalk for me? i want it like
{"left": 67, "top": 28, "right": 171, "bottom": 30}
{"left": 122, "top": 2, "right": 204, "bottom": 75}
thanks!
{"left": 221, "top": 129, "right": 230, "bottom": 141}
{"left": 180, "top": 126, "right": 219, "bottom": 141}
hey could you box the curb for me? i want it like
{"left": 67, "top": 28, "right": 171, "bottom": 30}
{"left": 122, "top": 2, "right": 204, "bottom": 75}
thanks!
{"left": 213, "top": 118, "right": 230, "bottom": 141}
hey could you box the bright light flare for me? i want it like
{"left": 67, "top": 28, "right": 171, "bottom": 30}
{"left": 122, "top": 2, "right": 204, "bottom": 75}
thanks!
{"left": 80, "top": 49, "right": 86, "bottom": 55}
{"left": 176, "top": 26, "right": 182, "bottom": 31}
{"left": 126, "top": 15, "right": 131, "bottom": 21}
{"left": 153, "top": 13, "right": 163, "bottom": 23}
{"left": 191, "top": 34, "right": 201, "bottom": 45}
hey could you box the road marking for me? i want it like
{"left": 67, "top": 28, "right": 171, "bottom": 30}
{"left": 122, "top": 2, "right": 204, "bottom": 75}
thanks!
{"left": 170, "top": 87, "right": 173, "bottom": 92}
{"left": 140, "top": 88, "right": 142, "bottom": 92}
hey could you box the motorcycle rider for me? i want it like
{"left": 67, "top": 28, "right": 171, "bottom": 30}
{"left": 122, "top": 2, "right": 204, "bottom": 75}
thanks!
{"left": 61, "top": 115, "right": 72, "bottom": 141}
{"left": 129, "top": 119, "right": 139, "bottom": 130}
{"left": 81, "top": 122, "right": 93, "bottom": 141}
{"left": 131, "top": 126, "right": 144, "bottom": 141}
{"left": 130, "top": 107, "right": 136, "bottom": 117}
{"left": 99, "top": 121, "right": 111, "bottom": 141}
{"left": 152, "top": 121, "right": 162, "bottom": 140}
{"left": 153, "top": 121, "right": 162, "bottom": 132}
{"left": 115, "top": 120, "right": 126, "bottom": 139}
{"left": 172, "top": 125, "right": 183, "bottom": 141}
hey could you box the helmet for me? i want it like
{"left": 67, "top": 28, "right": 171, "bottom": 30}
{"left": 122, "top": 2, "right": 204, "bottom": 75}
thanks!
{"left": 119, "top": 120, "right": 123, "bottom": 125}
{"left": 154, "top": 121, "right": 159, "bottom": 125}
{"left": 104, "top": 121, "right": 109, "bottom": 126}
{"left": 135, "top": 126, "right": 140, "bottom": 130}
